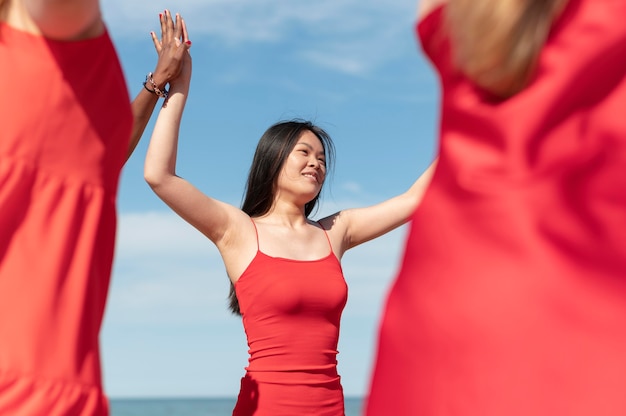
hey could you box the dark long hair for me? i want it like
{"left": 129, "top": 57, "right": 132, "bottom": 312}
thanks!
{"left": 228, "top": 120, "right": 335, "bottom": 315}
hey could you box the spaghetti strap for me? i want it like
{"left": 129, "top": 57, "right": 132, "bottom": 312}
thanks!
{"left": 250, "top": 218, "right": 260, "bottom": 251}
{"left": 317, "top": 221, "right": 333, "bottom": 252}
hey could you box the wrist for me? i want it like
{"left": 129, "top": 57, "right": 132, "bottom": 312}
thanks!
{"left": 143, "top": 72, "right": 169, "bottom": 99}
{"left": 149, "top": 71, "right": 168, "bottom": 90}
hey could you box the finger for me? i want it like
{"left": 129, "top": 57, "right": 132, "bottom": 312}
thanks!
{"left": 181, "top": 17, "right": 190, "bottom": 45}
{"left": 174, "top": 13, "right": 182, "bottom": 41}
{"left": 159, "top": 11, "right": 167, "bottom": 42}
{"left": 150, "top": 31, "right": 161, "bottom": 53}
{"left": 164, "top": 9, "right": 175, "bottom": 41}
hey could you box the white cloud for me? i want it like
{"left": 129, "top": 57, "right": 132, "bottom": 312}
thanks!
{"left": 104, "top": 207, "right": 407, "bottom": 396}
{"left": 103, "top": 0, "right": 410, "bottom": 40}
{"left": 115, "top": 211, "right": 216, "bottom": 258}
{"left": 102, "top": 0, "right": 417, "bottom": 76}
{"left": 108, "top": 212, "right": 230, "bottom": 324}
{"left": 299, "top": 50, "right": 369, "bottom": 76}
{"left": 340, "top": 181, "right": 364, "bottom": 194}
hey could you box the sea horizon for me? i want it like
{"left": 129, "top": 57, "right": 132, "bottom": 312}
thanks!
{"left": 110, "top": 396, "right": 364, "bottom": 415}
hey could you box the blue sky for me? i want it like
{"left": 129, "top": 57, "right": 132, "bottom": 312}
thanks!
{"left": 100, "top": 0, "right": 439, "bottom": 399}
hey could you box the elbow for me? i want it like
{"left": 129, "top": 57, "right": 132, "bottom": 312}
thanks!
{"left": 144, "top": 174, "right": 156, "bottom": 189}
{"left": 144, "top": 152, "right": 177, "bottom": 192}
{"left": 144, "top": 167, "right": 166, "bottom": 190}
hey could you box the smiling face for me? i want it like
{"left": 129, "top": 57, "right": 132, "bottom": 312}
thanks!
{"left": 241, "top": 120, "right": 335, "bottom": 220}
{"left": 276, "top": 130, "right": 327, "bottom": 205}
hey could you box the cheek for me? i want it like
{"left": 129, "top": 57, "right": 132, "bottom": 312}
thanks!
{"left": 287, "top": 155, "right": 305, "bottom": 169}
{"left": 281, "top": 156, "right": 299, "bottom": 175}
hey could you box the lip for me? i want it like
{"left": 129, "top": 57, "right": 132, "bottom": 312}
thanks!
{"left": 302, "top": 171, "right": 319, "bottom": 183}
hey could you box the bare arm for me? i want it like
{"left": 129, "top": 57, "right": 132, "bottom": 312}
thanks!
{"left": 129, "top": 87, "right": 161, "bottom": 163}
{"left": 127, "top": 10, "right": 189, "bottom": 162}
{"left": 143, "top": 15, "right": 247, "bottom": 248}
{"left": 320, "top": 159, "right": 437, "bottom": 256}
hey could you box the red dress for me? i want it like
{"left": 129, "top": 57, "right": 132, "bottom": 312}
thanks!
{"left": 0, "top": 23, "right": 132, "bottom": 415}
{"left": 233, "top": 221, "right": 348, "bottom": 416}
{"left": 366, "top": 1, "right": 626, "bottom": 415}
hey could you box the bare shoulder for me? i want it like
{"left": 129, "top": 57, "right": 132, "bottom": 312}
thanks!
{"left": 418, "top": 0, "right": 447, "bottom": 20}
{"left": 317, "top": 210, "right": 351, "bottom": 256}
{"left": 2, "top": 0, "right": 104, "bottom": 39}
{"left": 318, "top": 210, "right": 347, "bottom": 234}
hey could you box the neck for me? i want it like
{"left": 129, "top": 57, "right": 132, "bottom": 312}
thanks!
{"left": 257, "top": 200, "right": 309, "bottom": 228}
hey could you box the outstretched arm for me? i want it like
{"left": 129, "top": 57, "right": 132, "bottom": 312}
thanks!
{"left": 127, "top": 10, "right": 189, "bottom": 162}
{"left": 320, "top": 159, "right": 437, "bottom": 255}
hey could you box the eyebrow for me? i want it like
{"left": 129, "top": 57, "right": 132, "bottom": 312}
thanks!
{"left": 296, "top": 141, "right": 325, "bottom": 156}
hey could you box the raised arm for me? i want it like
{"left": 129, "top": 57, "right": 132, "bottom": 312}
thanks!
{"left": 127, "top": 10, "right": 189, "bottom": 162}
{"left": 320, "top": 159, "right": 437, "bottom": 256}
{"left": 5, "top": 0, "right": 103, "bottom": 39}
{"left": 143, "top": 14, "right": 246, "bottom": 248}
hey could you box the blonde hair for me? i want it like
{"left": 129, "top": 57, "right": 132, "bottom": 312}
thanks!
{"left": 446, "top": 0, "right": 568, "bottom": 98}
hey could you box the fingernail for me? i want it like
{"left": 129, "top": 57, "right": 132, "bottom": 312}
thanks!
{"left": 159, "top": 13, "right": 162, "bottom": 18}
{"left": 186, "top": 40, "right": 192, "bottom": 46}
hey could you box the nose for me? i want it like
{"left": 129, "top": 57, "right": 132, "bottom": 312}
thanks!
{"left": 308, "top": 156, "right": 320, "bottom": 169}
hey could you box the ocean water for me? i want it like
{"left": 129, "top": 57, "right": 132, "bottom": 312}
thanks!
{"left": 110, "top": 397, "right": 364, "bottom": 416}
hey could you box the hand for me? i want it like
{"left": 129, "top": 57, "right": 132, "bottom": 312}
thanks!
{"left": 174, "top": 43, "right": 192, "bottom": 89}
{"left": 150, "top": 10, "right": 191, "bottom": 89}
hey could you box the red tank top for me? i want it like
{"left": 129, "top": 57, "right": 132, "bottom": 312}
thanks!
{"left": 233, "top": 221, "right": 348, "bottom": 415}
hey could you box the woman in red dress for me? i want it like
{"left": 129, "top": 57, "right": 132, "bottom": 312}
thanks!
{"left": 0, "top": 2, "right": 189, "bottom": 414}
{"left": 143, "top": 37, "right": 436, "bottom": 414}
{"left": 366, "top": 0, "right": 626, "bottom": 414}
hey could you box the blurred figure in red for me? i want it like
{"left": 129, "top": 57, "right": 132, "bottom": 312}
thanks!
{"left": 0, "top": 2, "right": 189, "bottom": 414}
{"left": 366, "top": 0, "right": 626, "bottom": 415}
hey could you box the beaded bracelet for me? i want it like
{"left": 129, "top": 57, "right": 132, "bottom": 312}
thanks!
{"left": 143, "top": 72, "right": 169, "bottom": 99}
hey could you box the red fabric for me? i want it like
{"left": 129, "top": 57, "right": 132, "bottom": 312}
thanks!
{"left": 233, "top": 223, "right": 348, "bottom": 415}
{"left": 0, "top": 23, "right": 132, "bottom": 415}
{"left": 366, "top": 1, "right": 626, "bottom": 415}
